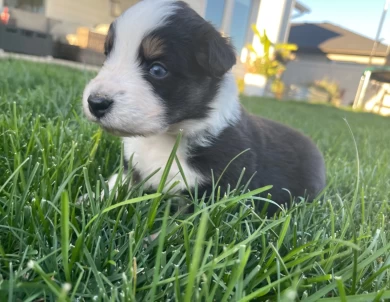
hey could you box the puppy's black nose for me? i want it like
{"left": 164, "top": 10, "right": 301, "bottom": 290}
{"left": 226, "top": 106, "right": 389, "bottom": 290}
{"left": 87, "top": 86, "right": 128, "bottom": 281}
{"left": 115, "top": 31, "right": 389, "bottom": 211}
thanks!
{"left": 88, "top": 95, "right": 113, "bottom": 118}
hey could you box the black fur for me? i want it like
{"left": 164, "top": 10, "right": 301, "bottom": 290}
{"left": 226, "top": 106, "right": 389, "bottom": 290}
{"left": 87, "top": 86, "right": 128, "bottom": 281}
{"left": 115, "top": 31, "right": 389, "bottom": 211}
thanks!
{"left": 189, "top": 111, "right": 326, "bottom": 214}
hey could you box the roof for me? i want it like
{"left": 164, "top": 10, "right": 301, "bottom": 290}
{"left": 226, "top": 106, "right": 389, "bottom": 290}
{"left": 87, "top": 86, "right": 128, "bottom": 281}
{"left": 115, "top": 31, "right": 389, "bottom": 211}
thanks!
{"left": 288, "top": 22, "right": 389, "bottom": 57}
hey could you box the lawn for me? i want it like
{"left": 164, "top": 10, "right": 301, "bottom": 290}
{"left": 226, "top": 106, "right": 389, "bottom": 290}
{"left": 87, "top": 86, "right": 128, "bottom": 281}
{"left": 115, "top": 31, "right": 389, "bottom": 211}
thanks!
{"left": 0, "top": 59, "right": 389, "bottom": 301}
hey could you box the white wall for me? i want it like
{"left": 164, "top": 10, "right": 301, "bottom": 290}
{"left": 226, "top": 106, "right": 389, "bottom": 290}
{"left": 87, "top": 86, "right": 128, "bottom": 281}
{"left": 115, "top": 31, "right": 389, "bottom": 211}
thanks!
{"left": 45, "top": 0, "right": 205, "bottom": 28}
{"left": 278, "top": 0, "right": 295, "bottom": 42}
{"left": 253, "top": 0, "right": 291, "bottom": 54}
{"left": 10, "top": 8, "right": 49, "bottom": 32}
{"left": 326, "top": 54, "right": 386, "bottom": 66}
{"left": 46, "top": 0, "right": 113, "bottom": 26}
{"left": 46, "top": 0, "right": 137, "bottom": 27}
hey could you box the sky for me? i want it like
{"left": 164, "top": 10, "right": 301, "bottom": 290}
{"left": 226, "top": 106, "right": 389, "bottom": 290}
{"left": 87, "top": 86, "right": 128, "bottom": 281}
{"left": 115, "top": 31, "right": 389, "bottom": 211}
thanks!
{"left": 295, "top": 0, "right": 390, "bottom": 44}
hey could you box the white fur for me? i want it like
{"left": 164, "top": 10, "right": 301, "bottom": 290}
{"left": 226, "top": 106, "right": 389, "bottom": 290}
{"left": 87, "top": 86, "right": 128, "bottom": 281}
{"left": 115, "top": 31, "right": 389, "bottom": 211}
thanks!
{"left": 82, "top": 0, "right": 177, "bottom": 136}
{"left": 124, "top": 134, "right": 205, "bottom": 192}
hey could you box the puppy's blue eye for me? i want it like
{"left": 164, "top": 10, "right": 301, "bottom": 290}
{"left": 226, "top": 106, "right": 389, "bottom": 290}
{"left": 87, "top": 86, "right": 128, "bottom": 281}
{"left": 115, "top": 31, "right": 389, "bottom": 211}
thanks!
{"left": 149, "top": 64, "right": 168, "bottom": 78}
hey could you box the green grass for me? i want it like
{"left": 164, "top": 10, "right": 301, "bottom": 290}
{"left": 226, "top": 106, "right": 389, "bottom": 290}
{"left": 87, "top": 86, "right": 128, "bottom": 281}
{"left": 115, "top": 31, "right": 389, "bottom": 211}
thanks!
{"left": 0, "top": 59, "right": 389, "bottom": 301}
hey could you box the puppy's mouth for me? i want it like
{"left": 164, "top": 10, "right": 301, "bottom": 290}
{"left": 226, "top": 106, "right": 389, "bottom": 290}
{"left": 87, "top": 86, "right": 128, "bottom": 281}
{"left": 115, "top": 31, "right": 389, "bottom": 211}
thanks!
{"left": 98, "top": 119, "right": 168, "bottom": 138}
{"left": 83, "top": 88, "right": 168, "bottom": 138}
{"left": 101, "top": 126, "right": 146, "bottom": 138}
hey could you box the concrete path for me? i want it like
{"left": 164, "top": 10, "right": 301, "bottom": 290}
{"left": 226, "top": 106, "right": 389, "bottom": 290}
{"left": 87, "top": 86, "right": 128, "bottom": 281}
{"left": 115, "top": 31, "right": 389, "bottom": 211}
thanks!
{"left": 0, "top": 50, "right": 100, "bottom": 72}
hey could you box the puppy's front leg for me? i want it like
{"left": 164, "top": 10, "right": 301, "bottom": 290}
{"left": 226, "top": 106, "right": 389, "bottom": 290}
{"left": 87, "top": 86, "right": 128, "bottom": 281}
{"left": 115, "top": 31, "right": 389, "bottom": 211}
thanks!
{"left": 101, "top": 173, "right": 126, "bottom": 199}
{"left": 77, "top": 171, "right": 125, "bottom": 204}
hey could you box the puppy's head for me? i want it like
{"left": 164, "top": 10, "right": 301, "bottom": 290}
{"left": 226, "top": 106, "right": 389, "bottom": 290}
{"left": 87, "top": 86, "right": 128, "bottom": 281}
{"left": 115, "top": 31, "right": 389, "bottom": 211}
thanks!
{"left": 83, "top": 0, "right": 236, "bottom": 137}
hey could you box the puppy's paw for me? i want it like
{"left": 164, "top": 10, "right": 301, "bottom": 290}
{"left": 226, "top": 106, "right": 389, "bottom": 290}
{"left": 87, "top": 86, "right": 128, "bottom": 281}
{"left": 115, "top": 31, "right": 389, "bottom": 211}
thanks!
{"left": 143, "top": 231, "right": 161, "bottom": 248}
{"left": 76, "top": 192, "right": 94, "bottom": 205}
{"left": 100, "top": 173, "right": 122, "bottom": 200}
{"left": 77, "top": 173, "right": 123, "bottom": 204}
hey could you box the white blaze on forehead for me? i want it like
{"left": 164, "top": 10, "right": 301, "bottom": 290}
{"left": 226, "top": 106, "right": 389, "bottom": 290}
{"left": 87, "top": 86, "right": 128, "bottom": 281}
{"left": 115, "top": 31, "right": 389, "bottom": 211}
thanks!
{"left": 109, "top": 0, "right": 177, "bottom": 64}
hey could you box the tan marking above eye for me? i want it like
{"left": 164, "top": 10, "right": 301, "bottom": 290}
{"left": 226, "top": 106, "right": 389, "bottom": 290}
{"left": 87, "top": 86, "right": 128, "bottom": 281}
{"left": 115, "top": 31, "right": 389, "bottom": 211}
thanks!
{"left": 142, "top": 36, "right": 165, "bottom": 59}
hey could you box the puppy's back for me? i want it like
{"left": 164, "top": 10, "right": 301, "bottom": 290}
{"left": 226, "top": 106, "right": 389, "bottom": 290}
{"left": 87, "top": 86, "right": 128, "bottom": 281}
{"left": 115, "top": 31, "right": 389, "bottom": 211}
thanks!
{"left": 246, "top": 112, "right": 326, "bottom": 208}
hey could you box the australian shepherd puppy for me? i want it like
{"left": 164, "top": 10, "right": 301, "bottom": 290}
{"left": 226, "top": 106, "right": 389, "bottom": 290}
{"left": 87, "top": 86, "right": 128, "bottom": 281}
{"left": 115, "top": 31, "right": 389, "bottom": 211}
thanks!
{"left": 82, "top": 0, "right": 326, "bottom": 214}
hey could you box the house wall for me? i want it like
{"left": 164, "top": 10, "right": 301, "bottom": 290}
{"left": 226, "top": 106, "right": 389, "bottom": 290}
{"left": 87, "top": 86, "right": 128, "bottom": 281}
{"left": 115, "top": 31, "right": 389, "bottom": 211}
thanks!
{"left": 46, "top": 0, "right": 205, "bottom": 26}
{"left": 326, "top": 54, "right": 386, "bottom": 66}
{"left": 295, "top": 53, "right": 330, "bottom": 62}
{"left": 252, "top": 0, "right": 294, "bottom": 56}
{"left": 282, "top": 57, "right": 366, "bottom": 105}
{"left": 46, "top": 0, "right": 116, "bottom": 26}
{"left": 45, "top": 0, "right": 142, "bottom": 42}
{"left": 278, "top": 0, "right": 295, "bottom": 42}
{"left": 6, "top": 0, "right": 137, "bottom": 36}
{"left": 241, "top": 0, "right": 299, "bottom": 96}
{"left": 9, "top": 8, "right": 49, "bottom": 32}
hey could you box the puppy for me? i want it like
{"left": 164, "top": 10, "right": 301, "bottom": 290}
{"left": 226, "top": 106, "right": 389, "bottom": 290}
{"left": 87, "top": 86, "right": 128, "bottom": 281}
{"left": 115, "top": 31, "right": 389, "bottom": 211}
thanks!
{"left": 82, "top": 0, "right": 326, "bottom": 214}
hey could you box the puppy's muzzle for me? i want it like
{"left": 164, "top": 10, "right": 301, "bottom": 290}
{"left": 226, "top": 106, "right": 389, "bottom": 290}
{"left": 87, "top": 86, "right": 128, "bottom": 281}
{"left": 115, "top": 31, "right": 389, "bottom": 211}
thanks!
{"left": 88, "top": 94, "right": 113, "bottom": 118}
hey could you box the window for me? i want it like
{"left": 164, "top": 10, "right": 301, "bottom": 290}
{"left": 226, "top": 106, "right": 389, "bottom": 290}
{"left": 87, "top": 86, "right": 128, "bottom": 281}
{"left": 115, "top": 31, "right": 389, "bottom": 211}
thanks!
{"left": 4, "top": 0, "right": 45, "bottom": 14}
{"left": 205, "top": 0, "right": 254, "bottom": 53}
{"left": 205, "top": 0, "right": 225, "bottom": 30}
{"left": 230, "top": 0, "right": 252, "bottom": 52}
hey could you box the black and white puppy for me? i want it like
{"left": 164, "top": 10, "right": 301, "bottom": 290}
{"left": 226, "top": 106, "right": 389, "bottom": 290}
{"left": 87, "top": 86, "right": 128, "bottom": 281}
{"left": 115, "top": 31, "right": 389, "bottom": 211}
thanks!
{"left": 83, "top": 0, "right": 326, "bottom": 214}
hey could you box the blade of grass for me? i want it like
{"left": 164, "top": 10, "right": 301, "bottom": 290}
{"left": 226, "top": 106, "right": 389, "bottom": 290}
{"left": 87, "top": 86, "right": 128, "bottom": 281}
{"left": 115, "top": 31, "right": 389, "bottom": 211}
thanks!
{"left": 184, "top": 210, "right": 209, "bottom": 302}
{"left": 147, "top": 131, "right": 182, "bottom": 230}
{"left": 147, "top": 201, "right": 171, "bottom": 301}
{"left": 85, "top": 193, "right": 161, "bottom": 229}
{"left": 61, "top": 191, "right": 71, "bottom": 282}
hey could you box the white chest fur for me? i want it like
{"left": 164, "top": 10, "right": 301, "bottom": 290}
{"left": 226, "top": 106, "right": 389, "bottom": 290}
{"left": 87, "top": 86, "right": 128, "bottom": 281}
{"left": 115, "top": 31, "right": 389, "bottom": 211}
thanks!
{"left": 123, "top": 135, "right": 205, "bottom": 191}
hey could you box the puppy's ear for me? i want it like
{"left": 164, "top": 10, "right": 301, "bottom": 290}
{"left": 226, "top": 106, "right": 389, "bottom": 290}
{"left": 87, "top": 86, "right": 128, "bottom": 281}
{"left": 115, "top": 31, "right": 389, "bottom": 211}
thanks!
{"left": 195, "top": 23, "right": 237, "bottom": 78}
